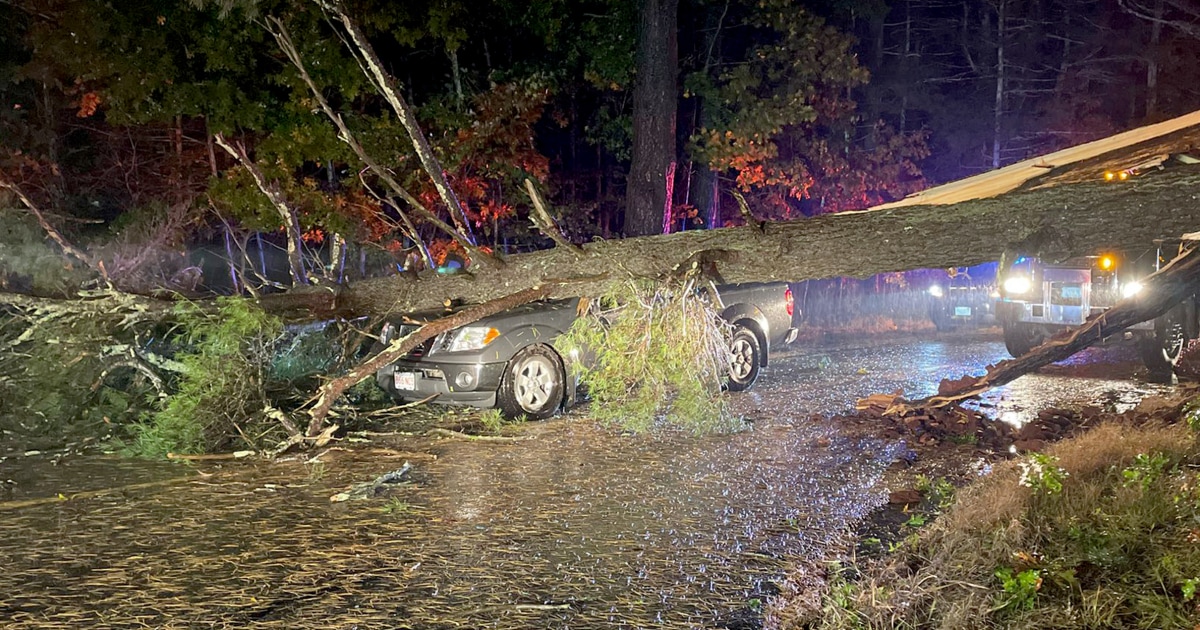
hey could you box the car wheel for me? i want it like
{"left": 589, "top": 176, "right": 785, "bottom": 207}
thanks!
{"left": 1002, "top": 321, "right": 1043, "bottom": 357}
{"left": 725, "top": 325, "right": 762, "bottom": 392}
{"left": 1142, "top": 310, "right": 1186, "bottom": 381}
{"left": 497, "top": 344, "right": 565, "bottom": 420}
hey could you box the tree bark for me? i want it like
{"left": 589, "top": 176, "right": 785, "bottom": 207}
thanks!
{"left": 267, "top": 167, "right": 1200, "bottom": 319}
{"left": 626, "top": 0, "right": 679, "bottom": 237}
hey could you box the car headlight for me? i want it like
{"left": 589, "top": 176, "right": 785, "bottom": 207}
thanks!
{"left": 447, "top": 326, "right": 501, "bottom": 352}
{"left": 1122, "top": 281, "right": 1144, "bottom": 299}
{"left": 928, "top": 284, "right": 944, "bottom": 298}
{"left": 1003, "top": 276, "right": 1032, "bottom": 295}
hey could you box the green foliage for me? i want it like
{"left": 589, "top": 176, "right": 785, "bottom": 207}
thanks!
{"left": 1185, "top": 399, "right": 1200, "bottom": 432}
{"left": 477, "top": 408, "right": 508, "bottom": 434}
{"left": 1122, "top": 452, "right": 1172, "bottom": 489}
{"left": 130, "top": 297, "right": 282, "bottom": 457}
{"left": 557, "top": 280, "right": 742, "bottom": 435}
{"left": 0, "top": 314, "right": 140, "bottom": 449}
{"left": 685, "top": 0, "right": 928, "bottom": 216}
{"left": 994, "top": 567, "right": 1042, "bottom": 613}
{"left": 915, "top": 475, "right": 956, "bottom": 510}
{"left": 381, "top": 498, "right": 413, "bottom": 515}
{"left": 1018, "top": 452, "right": 1067, "bottom": 495}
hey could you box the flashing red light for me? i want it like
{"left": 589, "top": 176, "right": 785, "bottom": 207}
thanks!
{"left": 785, "top": 286, "right": 794, "bottom": 317}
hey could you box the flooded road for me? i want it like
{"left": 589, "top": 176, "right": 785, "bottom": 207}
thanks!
{"left": 0, "top": 333, "right": 1170, "bottom": 629}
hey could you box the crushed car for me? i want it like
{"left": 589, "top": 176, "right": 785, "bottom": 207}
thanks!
{"left": 375, "top": 283, "right": 798, "bottom": 419}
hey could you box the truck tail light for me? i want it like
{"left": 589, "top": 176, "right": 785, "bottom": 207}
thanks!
{"left": 785, "top": 286, "right": 794, "bottom": 317}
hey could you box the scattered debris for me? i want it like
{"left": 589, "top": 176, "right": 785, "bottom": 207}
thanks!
{"left": 329, "top": 463, "right": 412, "bottom": 502}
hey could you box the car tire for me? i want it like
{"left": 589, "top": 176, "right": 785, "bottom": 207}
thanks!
{"left": 497, "top": 344, "right": 565, "bottom": 420}
{"left": 1002, "top": 321, "right": 1043, "bottom": 357}
{"left": 1141, "top": 310, "right": 1186, "bottom": 381}
{"left": 725, "top": 325, "right": 762, "bottom": 392}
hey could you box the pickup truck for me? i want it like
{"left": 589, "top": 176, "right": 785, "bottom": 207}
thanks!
{"left": 926, "top": 267, "right": 998, "bottom": 331}
{"left": 375, "top": 283, "right": 799, "bottom": 419}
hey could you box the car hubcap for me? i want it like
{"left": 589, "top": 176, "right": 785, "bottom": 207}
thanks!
{"left": 515, "top": 357, "right": 556, "bottom": 411}
{"left": 730, "top": 338, "right": 753, "bottom": 381}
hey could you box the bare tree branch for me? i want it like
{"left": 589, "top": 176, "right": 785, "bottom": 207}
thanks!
{"left": 523, "top": 178, "right": 583, "bottom": 255}
{"left": 0, "top": 176, "right": 108, "bottom": 282}
{"left": 264, "top": 16, "right": 482, "bottom": 269}
{"left": 315, "top": 0, "right": 488, "bottom": 259}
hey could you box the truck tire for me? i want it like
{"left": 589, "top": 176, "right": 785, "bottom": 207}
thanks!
{"left": 1141, "top": 309, "right": 1186, "bottom": 381}
{"left": 1002, "top": 321, "right": 1043, "bottom": 357}
{"left": 497, "top": 344, "right": 565, "bottom": 420}
{"left": 726, "top": 325, "right": 762, "bottom": 392}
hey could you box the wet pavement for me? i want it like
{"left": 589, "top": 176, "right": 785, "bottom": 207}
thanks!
{"left": 0, "top": 332, "right": 1172, "bottom": 629}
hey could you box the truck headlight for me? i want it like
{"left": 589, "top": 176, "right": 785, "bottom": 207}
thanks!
{"left": 447, "top": 326, "right": 501, "bottom": 352}
{"left": 928, "top": 284, "right": 944, "bottom": 298}
{"left": 1122, "top": 281, "right": 1144, "bottom": 298}
{"left": 1003, "top": 276, "right": 1032, "bottom": 295}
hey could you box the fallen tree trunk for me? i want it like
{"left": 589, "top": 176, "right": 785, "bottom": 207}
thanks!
{"left": 879, "top": 241, "right": 1200, "bottom": 414}
{"left": 268, "top": 167, "right": 1200, "bottom": 318}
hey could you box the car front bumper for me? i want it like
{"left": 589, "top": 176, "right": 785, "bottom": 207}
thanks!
{"left": 376, "top": 360, "right": 508, "bottom": 408}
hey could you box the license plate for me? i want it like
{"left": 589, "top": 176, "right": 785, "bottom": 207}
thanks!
{"left": 393, "top": 371, "right": 417, "bottom": 390}
{"left": 954, "top": 306, "right": 972, "bottom": 317}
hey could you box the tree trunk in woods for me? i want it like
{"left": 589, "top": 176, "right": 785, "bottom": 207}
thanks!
{"left": 992, "top": 0, "right": 1006, "bottom": 169}
{"left": 262, "top": 168, "right": 1200, "bottom": 320}
{"left": 626, "top": 0, "right": 678, "bottom": 237}
{"left": 879, "top": 241, "right": 1200, "bottom": 413}
{"left": 1146, "top": 0, "right": 1164, "bottom": 119}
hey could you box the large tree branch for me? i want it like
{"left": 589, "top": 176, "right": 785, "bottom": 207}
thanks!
{"left": 212, "top": 134, "right": 310, "bottom": 286}
{"left": 270, "top": 167, "right": 1200, "bottom": 319}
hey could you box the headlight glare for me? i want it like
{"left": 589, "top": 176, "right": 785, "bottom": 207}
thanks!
{"left": 1003, "top": 276, "right": 1032, "bottom": 295}
{"left": 447, "top": 326, "right": 501, "bottom": 352}
{"left": 1122, "top": 281, "right": 1144, "bottom": 299}
{"left": 928, "top": 284, "right": 944, "bottom": 297}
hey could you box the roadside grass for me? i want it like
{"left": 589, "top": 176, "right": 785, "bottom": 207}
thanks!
{"left": 556, "top": 279, "right": 743, "bottom": 435}
{"left": 792, "top": 421, "right": 1200, "bottom": 630}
